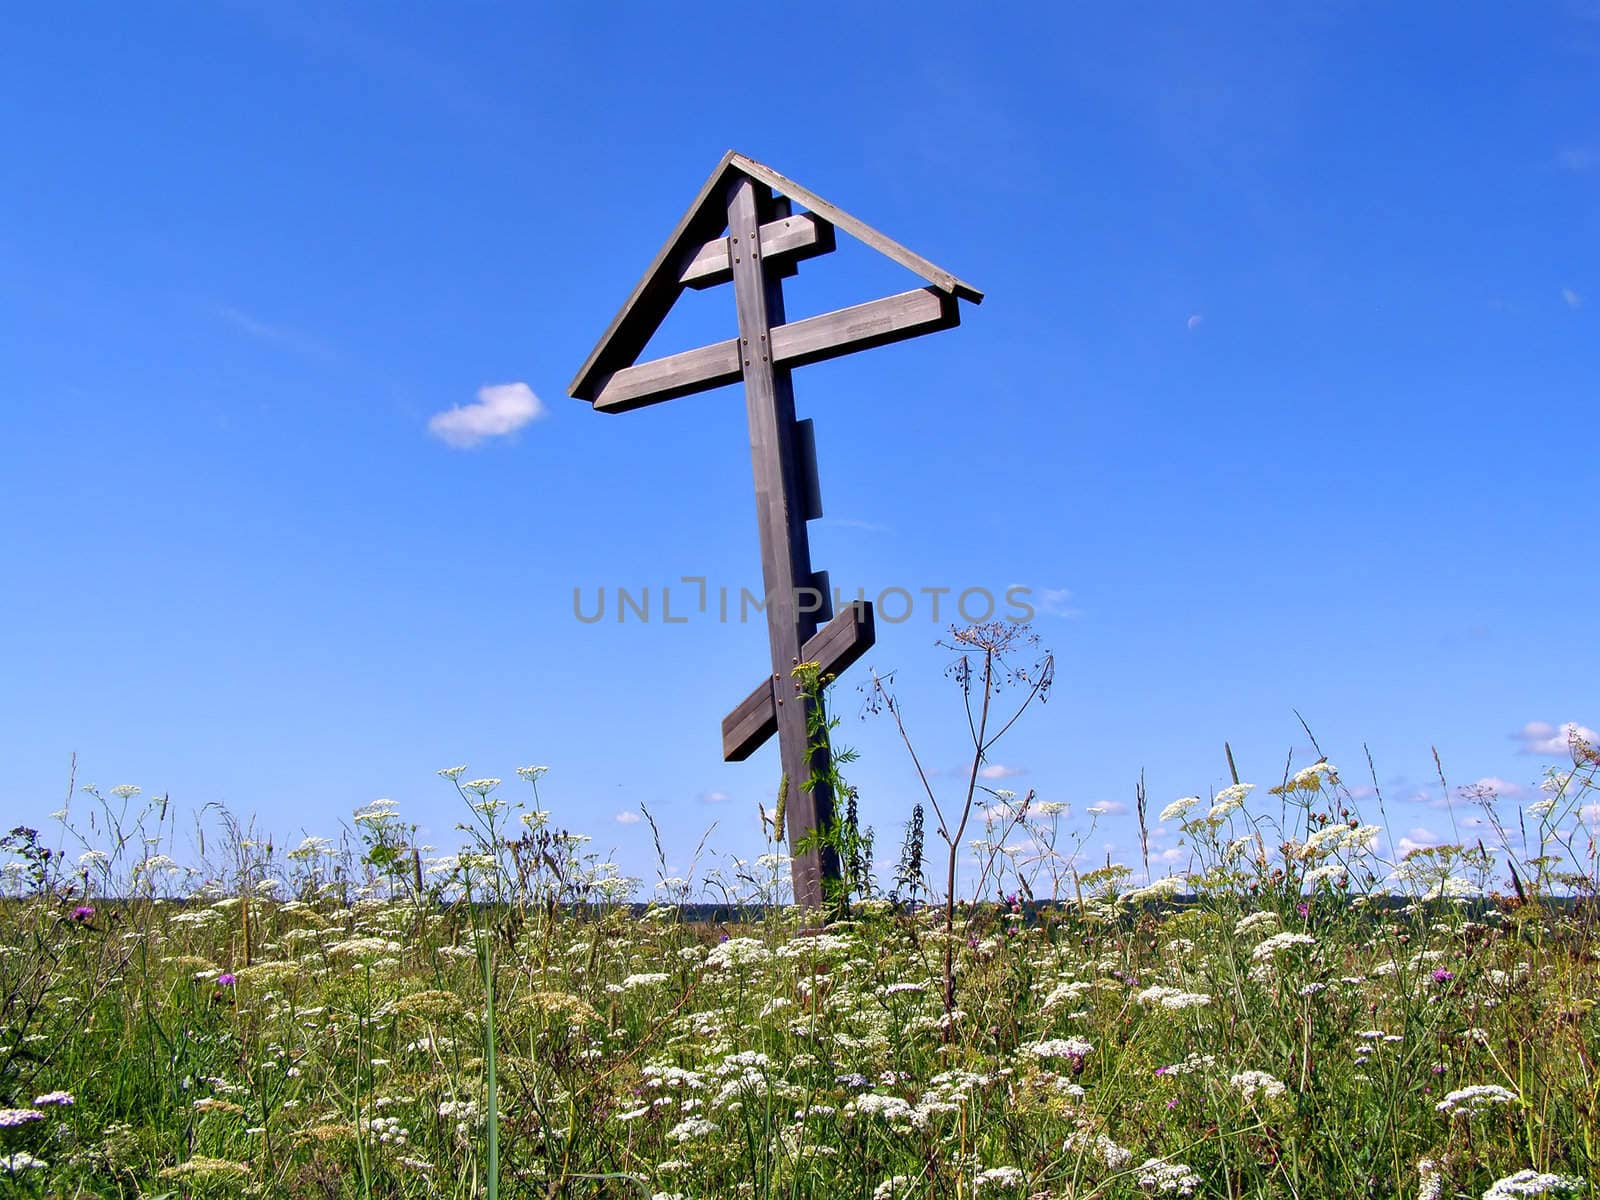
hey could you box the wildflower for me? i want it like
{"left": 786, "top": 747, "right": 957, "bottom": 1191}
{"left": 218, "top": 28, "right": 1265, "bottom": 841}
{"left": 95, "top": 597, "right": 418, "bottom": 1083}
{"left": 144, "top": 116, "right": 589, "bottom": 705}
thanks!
{"left": 1231, "top": 1070, "right": 1288, "bottom": 1104}
{"left": 1160, "top": 797, "right": 1201, "bottom": 823}
{"left": 873, "top": 1178, "right": 913, "bottom": 1200}
{"left": 0, "top": 1153, "right": 48, "bottom": 1173}
{"left": 1418, "top": 1158, "right": 1445, "bottom": 1200}
{"left": 975, "top": 1166, "right": 1027, "bottom": 1191}
{"left": 1482, "top": 1170, "right": 1586, "bottom": 1199}
{"left": 1137, "top": 985, "right": 1212, "bottom": 1010}
{"left": 1137, "top": 1157, "right": 1201, "bottom": 1195}
{"left": 437, "top": 765, "right": 467, "bottom": 780}
{"left": 516, "top": 765, "right": 550, "bottom": 781}
{"left": 1021, "top": 1037, "right": 1094, "bottom": 1061}
{"left": 1251, "top": 931, "right": 1316, "bottom": 961}
{"left": 1436, "top": 1083, "right": 1518, "bottom": 1117}
{"left": 1525, "top": 797, "right": 1558, "bottom": 819}
{"left": 463, "top": 778, "right": 501, "bottom": 796}
{"left": 665, "top": 1117, "right": 718, "bottom": 1143}
{"left": 70, "top": 905, "right": 95, "bottom": 923}
{"left": 32, "top": 1092, "right": 73, "bottom": 1107}
{"left": 110, "top": 784, "right": 141, "bottom": 799}
{"left": 1234, "top": 911, "right": 1280, "bottom": 937}
{"left": 217, "top": 973, "right": 237, "bottom": 987}
{"left": 0, "top": 1109, "right": 45, "bottom": 1128}
{"left": 1431, "top": 968, "right": 1455, "bottom": 984}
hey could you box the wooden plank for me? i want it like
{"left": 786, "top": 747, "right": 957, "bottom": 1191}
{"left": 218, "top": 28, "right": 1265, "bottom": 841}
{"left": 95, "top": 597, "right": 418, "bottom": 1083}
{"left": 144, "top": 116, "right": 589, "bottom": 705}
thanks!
{"left": 721, "top": 601, "right": 876, "bottom": 761}
{"left": 591, "top": 288, "right": 959, "bottom": 413}
{"left": 730, "top": 153, "right": 984, "bottom": 304}
{"left": 568, "top": 151, "right": 982, "bottom": 402}
{"left": 592, "top": 340, "right": 741, "bottom": 414}
{"left": 721, "top": 677, "right": 778, "bottom": 762}
{"left": 774, "top": 287, "right": 959, "bottom": 371}
{"left": 681, "top": 212, "right": 835, "bottom": 290}
{"left": 794, "top": 418, "right": 822, "bottom": 521}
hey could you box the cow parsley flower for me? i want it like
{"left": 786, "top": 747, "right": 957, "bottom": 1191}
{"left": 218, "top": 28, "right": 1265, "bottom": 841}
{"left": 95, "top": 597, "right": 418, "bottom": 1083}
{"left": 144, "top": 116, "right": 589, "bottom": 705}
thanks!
{"left": 1160, "top": 797, "right": 1201, "bottom": 823}
{"left": 0, "top": 1153, "right": 48, "bottom": 1173}
{"left": 0, "top": 1109, "right": 45, "bottom": 1128}
{"left": 1251, "top": 932, "right": 1316, "bottom": 961}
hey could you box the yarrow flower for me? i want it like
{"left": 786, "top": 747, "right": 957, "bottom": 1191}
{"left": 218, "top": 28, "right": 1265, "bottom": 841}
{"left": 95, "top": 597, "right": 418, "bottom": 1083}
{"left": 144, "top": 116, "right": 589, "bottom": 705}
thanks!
{"left": 1230, "top": 1070, "right": 1288, "bottom": 1104}
{"left": 0, "top": 1153, "right": 48, "bottom": 1174}
{"left": 1482, "top": 1169, "right": 1586, "bottom": 1199}
{"left": 31, "top": 1092, "right": 73, "bottom": 1107}
{"left": 1021, "top": 1037, "right": 1094, "bottom": 1061}
{"left": 1436, "top": 1083, "right": 1518, "bottom": 1118}
{"left": 0, "top": 1109, "right": 45, "bottom": 1128}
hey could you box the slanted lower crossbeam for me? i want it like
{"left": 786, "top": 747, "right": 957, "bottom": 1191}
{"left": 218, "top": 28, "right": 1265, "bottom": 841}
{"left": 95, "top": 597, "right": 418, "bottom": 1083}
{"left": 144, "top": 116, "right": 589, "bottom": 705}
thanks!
{"left": 722, "top": 600, "right": 876, "bottom": 762}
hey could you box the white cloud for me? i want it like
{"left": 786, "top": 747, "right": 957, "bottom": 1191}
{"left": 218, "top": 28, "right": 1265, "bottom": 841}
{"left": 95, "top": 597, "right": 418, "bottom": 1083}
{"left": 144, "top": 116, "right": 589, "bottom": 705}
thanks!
{"left": 1087, "top": 800, "right": 1129, "bottom": 816}
{"left": 1563, "top": 287, "right": 1582, "bottom": 309}
{"left": 1035, "top": 587, "right": 1079, "bottom": 618}
{"left": 1582, "top": 803, "right": 1600, "bottom": 825}
{"left": 701, "top": 790, "right": 730, "bottom": 804}
{"left": 1155, "top": 846, "right": 1188, "bottom": 865}
{"left": 1472, "top": 776, "right": 1526, "bottom": 797}
{"left": 614, "top": 811, "right": 641, "bottom": 825}
{"left": 428, "top": 382, "right": 546, "bottom": 448}
{"left": 978, "top": 763, "right": 1026, "bottom": 780}
{"left": 1186, "top": 313, "right": 1203, "bottom": 331}
{"left": 1398, "top": 827, "right": 1441, "bottom": 856}
{"left": 1514, "top": 720, "right": 1599, "bottom": 757}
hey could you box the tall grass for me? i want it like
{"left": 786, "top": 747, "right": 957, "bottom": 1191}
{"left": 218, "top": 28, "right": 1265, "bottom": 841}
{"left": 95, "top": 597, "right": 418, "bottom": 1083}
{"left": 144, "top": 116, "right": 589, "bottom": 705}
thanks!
{"left": 0, "top": 734, "right": 1596, "bottom": 1198}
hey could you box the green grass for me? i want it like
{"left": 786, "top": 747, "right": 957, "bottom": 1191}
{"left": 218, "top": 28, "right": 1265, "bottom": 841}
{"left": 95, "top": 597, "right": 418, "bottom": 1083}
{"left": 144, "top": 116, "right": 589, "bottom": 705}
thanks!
{"left": 0, "top": 753, "right": 1596, "bottom": 1199}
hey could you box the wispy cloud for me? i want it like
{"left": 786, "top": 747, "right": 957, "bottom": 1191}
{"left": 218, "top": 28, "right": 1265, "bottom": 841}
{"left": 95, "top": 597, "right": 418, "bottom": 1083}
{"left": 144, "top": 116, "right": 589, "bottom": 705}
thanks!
{"left": 1031, "top": 587, "right": 1080, "bottom": 618}
{"left": 216, "top": 304, "right": 334, "bottom": 360}
{"left": 1087, "top": 800, "right": 1129, "bottom": 816}
{"left": 1186, "top": 313, "right": 1204, "bottom": 331}
{"left": 1557, "top": 146, "right": 1598, "bottom": 171}
{"left": 428, "top": 382, "right": 546, "bottom": 448}
{"left": 1563, "top": 287, "right": 1582, "bottom": 309}
{"left": 1472, "top": 776, "right": 1526, "bottom": 798}
{"left": 1514, "top": 720, "right": 1599, "bottom": 757}
{"left": 701, "top": 790, "right": 730, "bottom": 804}
{"left": 978, "top": 763, "right": 1026, "bottom": 780}
{"left": 614, "top": 811, "right": 641, "bottom": 825}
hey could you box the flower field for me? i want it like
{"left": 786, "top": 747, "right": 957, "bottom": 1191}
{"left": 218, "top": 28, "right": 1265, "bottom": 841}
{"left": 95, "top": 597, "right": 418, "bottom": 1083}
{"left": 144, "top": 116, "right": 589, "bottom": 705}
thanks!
{"left": 1, "top": 755, "right": 1597, "bottom": 1199}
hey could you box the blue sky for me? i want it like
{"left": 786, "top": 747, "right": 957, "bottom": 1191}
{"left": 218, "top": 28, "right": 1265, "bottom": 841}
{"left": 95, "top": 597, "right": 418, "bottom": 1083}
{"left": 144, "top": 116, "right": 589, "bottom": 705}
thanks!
{"left": 2, "top": 3, "right": 1595, "bottom": 890}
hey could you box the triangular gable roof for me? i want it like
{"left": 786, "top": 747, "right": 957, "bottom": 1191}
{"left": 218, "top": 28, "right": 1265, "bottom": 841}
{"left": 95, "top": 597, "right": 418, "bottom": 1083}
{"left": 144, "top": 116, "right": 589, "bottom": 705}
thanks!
{"left": 568, "top": 150, "right": 983, "bottom": 403}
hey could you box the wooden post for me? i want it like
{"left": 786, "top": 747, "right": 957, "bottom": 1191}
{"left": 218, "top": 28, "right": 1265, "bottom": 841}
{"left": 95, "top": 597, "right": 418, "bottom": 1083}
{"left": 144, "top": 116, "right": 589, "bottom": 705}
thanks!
{"left": 726, "top": 176, "right": 837, "bottom": 906}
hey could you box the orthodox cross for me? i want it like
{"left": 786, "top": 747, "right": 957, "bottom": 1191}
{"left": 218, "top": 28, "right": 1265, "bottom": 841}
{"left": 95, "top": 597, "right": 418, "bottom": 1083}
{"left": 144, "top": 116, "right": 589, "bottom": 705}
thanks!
{"left": 568, "top": 152, "right": 981, "bottom": 907}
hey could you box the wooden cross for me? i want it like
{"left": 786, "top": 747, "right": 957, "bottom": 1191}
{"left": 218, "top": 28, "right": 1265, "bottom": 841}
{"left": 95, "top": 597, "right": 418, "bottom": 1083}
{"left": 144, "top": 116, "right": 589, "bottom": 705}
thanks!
{"left": 569, "top": 152, "right": 981, "bottom": 907}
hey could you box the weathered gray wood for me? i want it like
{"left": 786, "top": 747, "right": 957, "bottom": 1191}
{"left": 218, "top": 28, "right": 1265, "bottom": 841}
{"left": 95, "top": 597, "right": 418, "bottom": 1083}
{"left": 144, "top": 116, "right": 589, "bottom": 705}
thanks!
{"left": 721, "top": 601, "right": 876, "bottom": 761}
{"left": 794, "top": 418, "right": 822, "bottom": 521}
{"left": 727, "top": 176, "right": 836, "bottom": 908}
{"left": 722, "top": 676, "right": 778, "bottom": 763}
{"left": 568, "top": 151, "right": 982, "bottom": 402}
{"left": 728, "top": 153, "right": 984, "bottom": 304}
{"left": 592, "top": 288, "right": 959, "bottom": 413}
{"left": 681, "top": 212, "right": 835, "bottom": 290}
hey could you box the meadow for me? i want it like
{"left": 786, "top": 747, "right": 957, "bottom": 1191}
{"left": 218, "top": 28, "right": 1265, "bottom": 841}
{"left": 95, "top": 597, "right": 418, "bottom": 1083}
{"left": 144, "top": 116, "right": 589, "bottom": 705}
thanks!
{"left": 2, "top": 733, "right": 1597, "bottom": 1199}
